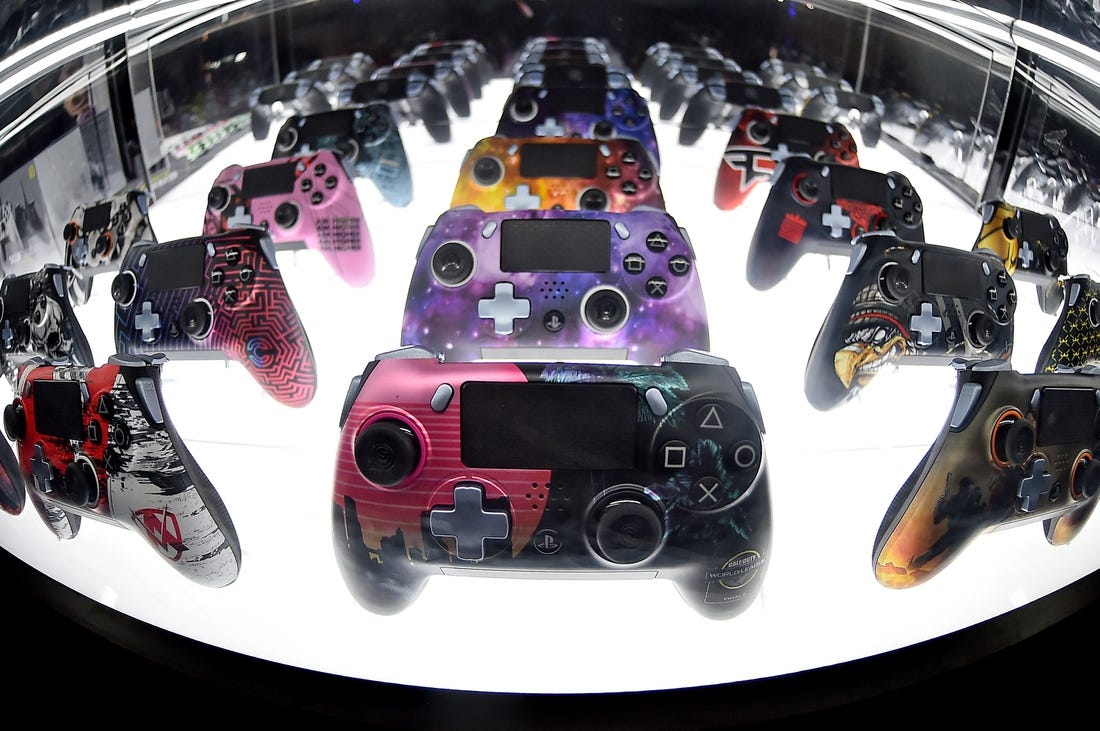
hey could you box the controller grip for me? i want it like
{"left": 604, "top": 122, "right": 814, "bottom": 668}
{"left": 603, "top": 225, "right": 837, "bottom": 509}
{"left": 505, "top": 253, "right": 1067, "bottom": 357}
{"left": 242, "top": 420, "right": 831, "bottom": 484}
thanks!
{"left": 0, "top": 435, "right": 24, "bottom": 515}
{"left": 28, "top": 490, "right": 80, "bottom": 539}
{"left": 319, "top": 217, "right": 375, "bottom": 287}
{"left": 678, "top": 92, "right": 716, "bottom": 146}
{"left": 658, "top": 79, "right": 690, "bottom": 121}
{"left": 333, "top": 498, "right": 428, "bottom": 615}
{"left": 251, "top": 107, "right": 272, "bottom": 141}
{"left": 413, "top": 85, "right": 451, "bottom": 143}
{"left": 368, "top": 139, "right": 413, "bottom": 207}
{"left": 228, "top": 312, "right": 317, "bottom": 408}
{"left": 745, "top": 206, "right": 805, "bottom": 291}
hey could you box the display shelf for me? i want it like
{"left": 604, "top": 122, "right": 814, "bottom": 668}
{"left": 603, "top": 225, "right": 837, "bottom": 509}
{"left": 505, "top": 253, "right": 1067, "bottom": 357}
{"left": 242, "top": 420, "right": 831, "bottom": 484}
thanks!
{"left": 1, "top": 74, "right": 1094, "bottom": 696}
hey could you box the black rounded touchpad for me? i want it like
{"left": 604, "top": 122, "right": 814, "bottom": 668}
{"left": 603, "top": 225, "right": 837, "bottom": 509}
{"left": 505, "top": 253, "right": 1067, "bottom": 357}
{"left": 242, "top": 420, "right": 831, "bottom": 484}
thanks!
{"left": 354, "top": 418, "right": 421, "bottom": 487}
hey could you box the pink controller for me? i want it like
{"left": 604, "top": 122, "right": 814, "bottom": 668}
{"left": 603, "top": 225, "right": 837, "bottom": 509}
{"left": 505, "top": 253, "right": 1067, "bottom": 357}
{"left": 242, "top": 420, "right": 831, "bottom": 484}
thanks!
{"left": 451, "top": 135, "right": 664, "bottom": 212}
{"left": 204, "top": 150, "right": 375, "bottom": 287}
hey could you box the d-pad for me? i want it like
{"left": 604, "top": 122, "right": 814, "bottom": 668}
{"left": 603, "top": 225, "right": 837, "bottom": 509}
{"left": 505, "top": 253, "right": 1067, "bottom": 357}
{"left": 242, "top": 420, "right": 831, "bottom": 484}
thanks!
{"left": 428, "top": 483, "right": 509, "bottom": 561}
{"left": 29, "top": 444, "right": 57, "bottom": 494}
{"left": 909, "top": 302, "right": 942, "bottom": 346}
{"left": 478, "top": 282, "right": 530, "bottom": 334}
{"left": 535, "top": 116, "right": 566, "bottom": 137}
{"left": 1017, "top": 457, "right": 1052, "bottom": 512}
{"left": 821, "top": 204, "right": 851, "bottom": 238}
{"left": 504, "top": 184, "right": 541, "bottom": 210}
{"left": 135, "top": 301, "right": 161, "bottom": 343}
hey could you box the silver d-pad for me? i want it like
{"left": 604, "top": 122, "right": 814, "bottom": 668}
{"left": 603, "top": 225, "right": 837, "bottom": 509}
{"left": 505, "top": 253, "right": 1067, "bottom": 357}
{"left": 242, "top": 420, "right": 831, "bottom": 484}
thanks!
{"left": 478, "top": 282, "right": 530, "bottom": 334}
{"left": 429, "top": 483, "right": 509, "bottom": 561}
{"left": 909, "top": 302, "right": 942, "bottom": 346}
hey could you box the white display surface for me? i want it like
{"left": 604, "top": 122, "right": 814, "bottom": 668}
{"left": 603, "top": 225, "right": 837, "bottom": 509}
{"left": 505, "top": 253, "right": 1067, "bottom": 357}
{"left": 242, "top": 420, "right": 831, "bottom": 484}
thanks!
{"left": 2, "top": 78, "right": 1097, "bottom": 694}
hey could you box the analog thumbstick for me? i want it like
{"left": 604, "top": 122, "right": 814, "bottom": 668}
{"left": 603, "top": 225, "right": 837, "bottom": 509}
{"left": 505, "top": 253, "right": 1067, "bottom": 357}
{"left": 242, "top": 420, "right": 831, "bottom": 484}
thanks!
{"left": 207, "top": 186, "right": 230, "bottom": 211}
{"left": 1074, "top": 457, "right": 1100, "bottom": 499}
{"left": 472, "top": 156, "right": 504, "bottom": 186}
{"left": 967, "top": 311, "right": 997, "bottom": 348}
{"left": 274, "top": 202, "right": 299, "bottom": 229}
{"left": 62, "top": 222, "right": 78, "bottom": 241}
{"left": 745, "top": 119, "right": 772, "bottom": 145}
{"left": 3, "top": 403, "right": 25, "bottom": 442}
{"left": 1002, "top": 215, "right": 1021, "bottom": 240}
{"left": 794, "top": 174, "right": 820, "bottom": 203}
{"left": 583, "top": 287, "right": 628, "bottom": 332}
{"left": 510, "top": 98, "right": 537, "bottom": 122}
{"left": 877, "top": 263, "right": 911, "bottom": 302}
{"left": 110, "top": 271, "right": 136, "bottom": 307}
{"left": 63, "top": 460, "right": 99, "bottom": 507}
{"left": 593, "top": 121, "right": 614, "bottom": 139}
{"left": 590, "top": 490, "right": 664, "bottom": 565}
{"left": 353, "top": 418, "right": 421, "bottom": 487}
{"left": 180, "top": 299, "right": 214, "bottom": 339}
{"left": 578, "top": 188, "right": 608, "bottom": 210}
{"left": 93, "top": 233, "right": 111, "bottom": 257}
{"left": 992, "top": 413, "right": 1035, "bottom": 467}
{"left": 274, "top": 126, "right": 298, "bottom": 152}
{"left": 431, "top": 241, "right": 474, "bottom": 286}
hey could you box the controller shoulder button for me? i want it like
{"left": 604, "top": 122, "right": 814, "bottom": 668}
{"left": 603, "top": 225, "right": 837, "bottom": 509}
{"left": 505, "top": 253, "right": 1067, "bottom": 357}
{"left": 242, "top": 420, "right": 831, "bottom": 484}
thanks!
{"left": 431, "top": 383, "right": 454, "bottom": 412}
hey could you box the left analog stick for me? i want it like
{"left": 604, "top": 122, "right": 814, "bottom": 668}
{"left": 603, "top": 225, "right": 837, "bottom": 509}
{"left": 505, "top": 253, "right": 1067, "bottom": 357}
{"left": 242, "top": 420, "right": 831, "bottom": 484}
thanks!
{"left": 207, "top": 186, "right": 230, "bottom": 211}
{"left": 353, "top": 419, "right": 421, "bottom": 487}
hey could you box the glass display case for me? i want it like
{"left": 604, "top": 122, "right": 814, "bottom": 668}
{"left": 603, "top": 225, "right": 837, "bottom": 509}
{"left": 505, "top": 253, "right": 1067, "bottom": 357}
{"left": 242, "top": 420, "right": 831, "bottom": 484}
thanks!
{"left": 1, "top": 0, "right": 1099, "bottom": 725}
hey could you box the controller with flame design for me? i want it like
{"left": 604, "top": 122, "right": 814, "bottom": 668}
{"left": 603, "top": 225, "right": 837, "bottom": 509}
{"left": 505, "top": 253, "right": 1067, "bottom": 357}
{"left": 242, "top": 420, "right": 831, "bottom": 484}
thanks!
{"left": 451, "top": 135, "right": 664, "bottom": 212}
{"left": 333, "top": 346, "right": 771, "bottom": 619}
{"left": 874, "top": 358, "right": 1100, "bottom": 588}
{"left": 1, "top": 354, "right": 241, "bottom": 587}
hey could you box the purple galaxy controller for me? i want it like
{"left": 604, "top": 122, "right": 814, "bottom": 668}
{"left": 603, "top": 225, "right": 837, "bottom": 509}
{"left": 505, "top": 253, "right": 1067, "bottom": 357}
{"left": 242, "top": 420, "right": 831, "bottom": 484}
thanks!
{"left": 400, "top": 206, "right": 709, "bottom": 364}
{"left": 204, "top": 150, "right": 375, "bottom": 287}
{"left": 496, "top": 85, "right": 661, "bottom": 171}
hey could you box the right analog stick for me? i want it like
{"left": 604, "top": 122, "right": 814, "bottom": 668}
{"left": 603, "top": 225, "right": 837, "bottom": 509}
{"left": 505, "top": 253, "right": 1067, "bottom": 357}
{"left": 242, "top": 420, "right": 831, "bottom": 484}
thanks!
{"left": 591, "top": 491, "right": 664, "bottom": 565}
{"left": 578, "top": 188, "right": 608, "bottom": 210}
{"left": 967, "top": 311, "right": 997, "bottom": 347}
{"left": 992, "top": 412, "right": 1034, "bottom": 467}
{"left": 354, "top": 419, "right": 421, "bottom": 487}
{"left": 1073, "top": 456, "right": 1100, "bottom": 499}
{"left": 180, "top": 299, "right": 214, "bottom": 339}
{"left": 274, "top": 202, "right": 299, "bottom": 229}
{"left": 63, "top": 460, "right": 99, "bottom": 507}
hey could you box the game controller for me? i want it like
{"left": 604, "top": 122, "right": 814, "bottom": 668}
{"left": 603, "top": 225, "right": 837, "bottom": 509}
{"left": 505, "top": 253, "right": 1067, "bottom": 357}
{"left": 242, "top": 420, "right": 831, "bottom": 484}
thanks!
{"left": 513, "top": 62, "right": 633, "bottom": 90}
{"left": 496, "top": 85, "right": 661, "bottom": 171}
{"left": 450, "top": 136, "right": 664, "bottom": 212}
{"left": 803, "top": 231, "right": 1016, "bottom": 411}
{"left": 404, "top": 41, "right": 490, "bottom": 95}
{"left": 657, "top": 61, "right": 751, "bottom": 122}
{"left": 390, "top": 57, "right": 472, "bottom": 118}
{"left": 714, "top": 109, "right": 859, "bottom": 211}
{"left": 332, "top": 345, "right": 771, "bottom": 619}
{"left": 272, "top": 105, "right": 413, "bottom": 208}
{"left": 401, "top": 206, "right": 708, "bottom": 364}
{"left": 873, "top": 358, "right": 1100, "bottom": 588}
{"left": 111, "top": 227, "right": 317, "bottom": 408}
{"left": 1035, "top": 273, "right": 1100, "bottom": 373}
{"left": 645, "top": 48, "right": 731, "bottom": 107}
{"left": 639, "top": 43, "right": 723, "bottom": 89}
{"left": 248, "top": 79, "right": 332, "bottom": 141}
{"left": 345, "top": 72, "right": 452, "bottom": 143}
{"left": 800, "top": 87, "right": 885, "bottom": 147}
{"left": 972, "top": 200, "right": 1068, "bottom": 314}
{"left": 63, "top": 190, "right": 156, "bottom": 304}
{"left": 2, "top": 353, "right": 242, "bottom": 586}
{"left": 746, "top": 156, "right": 925, "bottom": 290}
{"left": 0, "top": 264, "right": 94, "bottom": 385}
{"left": 678, "top": 80, "right": 787, "bottom": 146}
{"left": 204, "top": 149, "right": 374, "bottom": 287}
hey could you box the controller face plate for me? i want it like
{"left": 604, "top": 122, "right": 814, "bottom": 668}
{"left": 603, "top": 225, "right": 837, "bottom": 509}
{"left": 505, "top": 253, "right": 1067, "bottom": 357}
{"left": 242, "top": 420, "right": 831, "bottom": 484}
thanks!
{"left": 272, "top": 106, "right": 413, "bottom": 207}
{"left": 0, "top": 265, "right": 94, "bottom": 385}
{"left": 496, "top": 86, "right": 661, "bottom": 171}
{"left": 714, "top": 109, "right": 859, "bottom": 211}
{"left": 4, "top": 355, "right": 242, "bottom": 587}
{"left": 400, "top": 207, "right": 709, "bottom": 364}
{"left": 64, "top": 191, "right": 156, "bottom": 304}
{"left": 451, "top": 136, "right": 664, "bottom": 212}
{"left": 803, "top": 232, "right": 1017, "bottom": 411}
{"left": 874, "top": 360, "right": 1100, "bottom": 588}
{"left": 203, "top": 150, "right": 375, "bottom": 287}
{"left": 973, "top": 200, "right": 1068, "bottom": 314}
{"left": 112, "top": 228, "right": 317, "bottom": 408}
{"left": 333, "top": 348, "right": 771, "bottom": 619}
{"left": 746, "top": 156, "right": 925, "bottom": 291}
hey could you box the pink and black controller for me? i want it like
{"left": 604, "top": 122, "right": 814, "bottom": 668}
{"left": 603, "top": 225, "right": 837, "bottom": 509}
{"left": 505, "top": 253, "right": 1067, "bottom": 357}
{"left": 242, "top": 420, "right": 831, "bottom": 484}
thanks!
{"left": 803, "top": 231, "right": 1016, "bottom": 411}
{"left": 204, "top": 150, "right": 375, "bottom": 288}
{"left": 111, "top": 228, "right": 317, "bottom": 408}
{"left": 2, "top": 354, "right": 242, "bottom": 587}
{"left": 874, "top": 358, "right": 1100, "bottom": 588}
{"left": 333, "top": 346, "right": 771, "bottom": 619}
{"left": 496, "top": 85, "right": 661, "bottom": 171}
{"left": 451, "top": 135, "right": 663, "bottom": 212}
{"left": 746, "top": 156, "right": 925, "bottom": 290}
{"left": 714, "top": 109, "right": 858, "bottom": 211}
{"left": 401, "top": 206, "right": 709, "bottom": 364}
